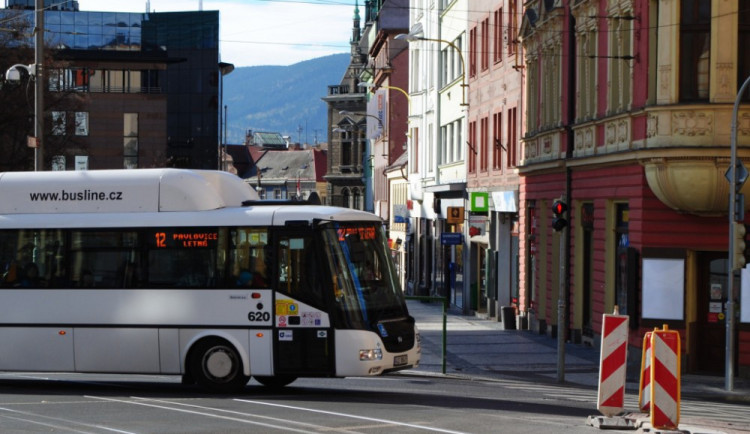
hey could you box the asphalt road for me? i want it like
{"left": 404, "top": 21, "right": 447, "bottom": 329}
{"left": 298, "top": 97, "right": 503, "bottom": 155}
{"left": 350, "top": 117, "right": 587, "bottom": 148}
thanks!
{"left": 0, "top": 371, "right": 616, "bottom": 434}
{"left": 1, "top": 371, "right": 748, "bottom": 433}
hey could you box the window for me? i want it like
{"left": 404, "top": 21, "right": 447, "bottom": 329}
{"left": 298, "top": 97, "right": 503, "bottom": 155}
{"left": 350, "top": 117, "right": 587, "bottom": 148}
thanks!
{"left": 410, "top": 127, "right": 419, "bottom": 174}
{"left": 51, "top": 111, "right": 66, "bottom": 135}
{"left": 481, "top": 18, "right": 489, "bottom": 71}
{"left": 75, "top": 112, "right": 89, "bottom": 136}
{"left": 480, "top": 117, "right": 488, "bottom": 172}
{"left": 578, "top": 24, "right": 597, "bottom": 120}
{"left": 468, "top": 120, "right": 477, "bottom": 173}
{"left": 679, "top": 0, "right": 710, "bottom": 101}
{"left": 493, "top": 112, "right": 502, "bottom": 170}
{"left": 353, "top": 189, "right": 361, "bottom": 210}
{"left": 508, "top": 0, "right": 518, "bottom": 57}
{"left": 71, "top": 230, "right": 141, "bottom": 288}
{"left": 608, "top": 3, "right": 633, "bottom": 113}
{"left": 469, "top": 27, "right": 477, "bottom": 78}
{"left": 494, "top": 8, "right": 503, "bottom": 63}
{"left": 0, "top": 229, "right": 66, "bottom": 288}
{"left": 123, "top": 113, "right": 138, "bottom": 169}
{"left": 277, "top": 232, "right": 323, "bottom": 307}
{"left": 507, "top": 107, "right": 517, "bottom": 168}
{"left": 229, "top": 228, "right": 269, "bottom": 288}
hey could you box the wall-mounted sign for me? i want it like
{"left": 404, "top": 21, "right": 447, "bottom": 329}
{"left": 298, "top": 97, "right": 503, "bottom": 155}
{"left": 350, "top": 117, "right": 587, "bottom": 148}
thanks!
{"left": 447, "top": 206, "right": 464, "bottom": 224}
{"left": 470, "top": 192, "right": 489, "bottom": 212}
{"left": 468, "top": 214, "right": 487, "bottom": 237}
{"left": 441, "top": 232, "right": 463, "bottom": 245}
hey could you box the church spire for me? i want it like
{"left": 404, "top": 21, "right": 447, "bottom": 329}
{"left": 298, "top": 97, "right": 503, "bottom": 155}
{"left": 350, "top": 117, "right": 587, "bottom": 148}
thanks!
{"left": 351, "top": 0, "right": 361, "bottom": 44}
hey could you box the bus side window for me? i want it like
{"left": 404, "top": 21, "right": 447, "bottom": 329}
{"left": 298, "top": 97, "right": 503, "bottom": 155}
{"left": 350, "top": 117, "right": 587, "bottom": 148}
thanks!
{"left": 228, "top": 228, "right": 269, "bottom": 288}
{"left": 0, "top": 229, "right": 67, "bottom": 289}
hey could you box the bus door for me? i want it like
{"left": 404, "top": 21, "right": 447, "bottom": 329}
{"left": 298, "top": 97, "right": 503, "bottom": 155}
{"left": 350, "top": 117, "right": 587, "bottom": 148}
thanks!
{"left": 273, "top": 229, "right": 333, "bottom": 376}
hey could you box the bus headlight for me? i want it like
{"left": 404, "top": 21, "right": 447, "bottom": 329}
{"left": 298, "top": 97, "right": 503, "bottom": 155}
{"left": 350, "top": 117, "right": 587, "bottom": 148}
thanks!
{"left": 359, "top": 348, "right": 383, "bottom": 361}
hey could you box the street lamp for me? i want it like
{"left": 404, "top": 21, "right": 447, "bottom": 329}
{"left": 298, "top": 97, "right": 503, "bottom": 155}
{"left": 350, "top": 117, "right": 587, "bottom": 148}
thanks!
{"left": 395, "top": 23, "right": 467, "bottom": 106}
{"left": 358, "top": 82, "right": 411, "bottom": 106}
{"left": 5, "top": 63, "right": 43, "bottom": 171}
{"left": 218, "top": 61, "right": 234, "bottom": 171}
{"left": 4, "top": 0, "right": 44, "bottom": 171}
{"left": 339, "top": 109, "right": 384, "bottom": 129}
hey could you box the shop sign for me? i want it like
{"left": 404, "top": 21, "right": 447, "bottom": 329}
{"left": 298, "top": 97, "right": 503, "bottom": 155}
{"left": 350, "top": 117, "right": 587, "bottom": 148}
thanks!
{"left": 468, "top": 214, "right": 487, "bottom": 237}
{"left": 470, "top": 192, "right": 489, "bottom": 212}
{"left": 447, "top": 206, "right": 464, "bottom": 224}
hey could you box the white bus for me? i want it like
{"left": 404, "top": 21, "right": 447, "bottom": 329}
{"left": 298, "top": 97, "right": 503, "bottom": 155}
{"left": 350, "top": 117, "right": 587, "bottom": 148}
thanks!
{"left": 0, "top": 169, "right": 420, "bottom": 392}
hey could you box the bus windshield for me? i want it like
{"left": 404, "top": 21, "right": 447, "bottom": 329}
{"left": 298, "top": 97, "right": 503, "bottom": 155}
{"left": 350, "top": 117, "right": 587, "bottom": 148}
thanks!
{"left": 320, "top": 222, "right": 408, "bottom": 330}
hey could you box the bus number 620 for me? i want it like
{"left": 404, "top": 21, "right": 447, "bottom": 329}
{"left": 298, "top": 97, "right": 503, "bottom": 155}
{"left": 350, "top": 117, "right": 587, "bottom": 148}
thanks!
{"left": 248, "top": 311, "right": 271, "bottom": 322}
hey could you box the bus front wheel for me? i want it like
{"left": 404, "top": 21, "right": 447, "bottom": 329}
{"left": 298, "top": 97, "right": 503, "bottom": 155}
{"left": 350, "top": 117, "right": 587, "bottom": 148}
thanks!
{"left": 189, "top": 338, "right": 249, "bottom": 393}
{"left": 254, "top": 375, "right": 297, "bottom": 388}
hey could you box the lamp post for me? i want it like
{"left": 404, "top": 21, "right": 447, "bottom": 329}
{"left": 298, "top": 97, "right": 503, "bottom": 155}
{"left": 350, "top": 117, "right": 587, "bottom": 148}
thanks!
{"left": 395, "top": 23, "right": 467, "bottom": 106}
{"left": 5, "top": 0, "right": 44, "bottom": 171}
{"left": 218, "top": 61, "right": 234, "bottom": 171}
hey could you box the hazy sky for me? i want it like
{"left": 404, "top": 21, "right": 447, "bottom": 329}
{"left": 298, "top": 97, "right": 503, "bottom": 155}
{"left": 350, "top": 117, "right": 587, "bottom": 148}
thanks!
{"left": 76, "top": 0, "right": 356, "bottom": 67}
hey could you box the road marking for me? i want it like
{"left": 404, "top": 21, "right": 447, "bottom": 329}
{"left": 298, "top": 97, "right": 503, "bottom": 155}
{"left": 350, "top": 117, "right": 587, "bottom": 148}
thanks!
{"left": 0, "top": 405, "right": 135, "bottom": 434}
{"left": 236, "top": 399, "right": 469, "bottom": 434}
{"left": 86, "top": 396, "right": 335, "bottom": 433}
{"left": 129, "top": 396, "right": 361, "bottom": 434}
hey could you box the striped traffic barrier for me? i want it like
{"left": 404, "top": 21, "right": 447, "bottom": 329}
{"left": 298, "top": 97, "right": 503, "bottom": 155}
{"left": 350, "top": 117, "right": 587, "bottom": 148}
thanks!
{"left": 638, "top": 330, "right": 654, "bottom": 412}
{"left": 650, "top": 325, "right": 681, "bottom": 430}
{"left": 597, "top": 311, "right": 629, "bottom": 417}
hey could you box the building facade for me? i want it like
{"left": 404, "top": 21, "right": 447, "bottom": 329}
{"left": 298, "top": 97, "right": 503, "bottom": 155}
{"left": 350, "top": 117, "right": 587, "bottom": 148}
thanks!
{"left": 519, "top": 0, "right": 750, "bottom": 377}
{"left": 465, "top": 0, "right": 524, "bottom": 323}
{"left": 322, "top": 5, "right": 368, "bottom": 210}
{"left": 2, "top": 2, "right": 222, "bottom": 170}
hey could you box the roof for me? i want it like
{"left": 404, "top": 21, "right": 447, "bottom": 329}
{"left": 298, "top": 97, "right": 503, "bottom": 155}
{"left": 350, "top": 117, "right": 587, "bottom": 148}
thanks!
{"left": 254, "top": 132, "right": 287, "bottom": 148}
{"left": 254, "top": 149, "right": 317, "bottom": 185}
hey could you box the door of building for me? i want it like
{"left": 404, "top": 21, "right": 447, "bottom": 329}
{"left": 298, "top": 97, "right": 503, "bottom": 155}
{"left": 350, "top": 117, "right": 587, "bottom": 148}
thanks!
{"left": 693, "top": 252, "right": 733, "bottom": 374}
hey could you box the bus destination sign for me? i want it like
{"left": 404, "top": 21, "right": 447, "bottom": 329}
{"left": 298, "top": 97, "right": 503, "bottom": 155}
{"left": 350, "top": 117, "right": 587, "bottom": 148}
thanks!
{"left": 152, "top": 228, "right": 218, "bottom": 248}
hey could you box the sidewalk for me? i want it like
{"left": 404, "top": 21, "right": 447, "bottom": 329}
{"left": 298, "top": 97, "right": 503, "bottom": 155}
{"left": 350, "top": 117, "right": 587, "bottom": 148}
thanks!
{"left": 400, "top": 299, "right": 750, "bottom": 432}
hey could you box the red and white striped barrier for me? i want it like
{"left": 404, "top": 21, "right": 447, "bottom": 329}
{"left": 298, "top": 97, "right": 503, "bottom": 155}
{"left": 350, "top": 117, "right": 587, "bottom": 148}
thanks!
{"left": 597, "top": 313, "right": 629, "bottom": 417}
{"left": 638, "top": 330, "right": 653, "bottom": 412}
{"left": 650, "top": 325, "right": 681, "bottom": 430}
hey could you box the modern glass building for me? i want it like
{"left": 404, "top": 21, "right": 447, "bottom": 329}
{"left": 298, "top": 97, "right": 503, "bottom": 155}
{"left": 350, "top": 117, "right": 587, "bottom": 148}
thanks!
{"left": 3, "top": 1, "right": 221, "bottom": 170}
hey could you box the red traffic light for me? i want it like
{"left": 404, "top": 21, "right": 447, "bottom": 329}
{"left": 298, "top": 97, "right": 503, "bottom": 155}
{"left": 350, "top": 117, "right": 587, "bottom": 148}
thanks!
{"left": 552, "top": 200, "right": 567, "bottom": 215}
{"left": 552, "top": 199, "right": 568, "bottom": 231}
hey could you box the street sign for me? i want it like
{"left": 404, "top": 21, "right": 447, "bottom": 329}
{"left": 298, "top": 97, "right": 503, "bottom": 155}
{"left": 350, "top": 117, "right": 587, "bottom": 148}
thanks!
{"left": 441, "top": 232, "right": 463, "bottom": 245}
{"left": 725, "top": 160, "right": 749, "bottom": 187}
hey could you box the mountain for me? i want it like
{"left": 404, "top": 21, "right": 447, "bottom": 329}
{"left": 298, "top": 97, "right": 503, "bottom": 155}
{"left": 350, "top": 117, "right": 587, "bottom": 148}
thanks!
{"left": 223, "top": 53, "right": 351, "bottom": 146}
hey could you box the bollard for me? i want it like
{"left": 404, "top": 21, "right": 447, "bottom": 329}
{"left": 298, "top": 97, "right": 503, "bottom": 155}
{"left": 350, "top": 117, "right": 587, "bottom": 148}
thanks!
{"left": 596, "top": 310, "right": 629, "bottom": 417}
{"left": 650, "top": 324, "right": 681, "bottom": 430}
{"left": 638, "top": 330, "right": 654, "bottom": 413}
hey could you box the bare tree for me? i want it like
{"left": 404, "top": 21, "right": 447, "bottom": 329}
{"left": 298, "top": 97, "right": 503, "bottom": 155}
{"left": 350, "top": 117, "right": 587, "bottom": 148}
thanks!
{"left": 0, "top": 10, "right": 88, "bottom": 172}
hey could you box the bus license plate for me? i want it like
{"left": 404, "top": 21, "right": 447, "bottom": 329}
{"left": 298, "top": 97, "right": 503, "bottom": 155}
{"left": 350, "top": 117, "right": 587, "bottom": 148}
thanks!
{"left": 393, "top": 355, "right": 408, "bottom": 367}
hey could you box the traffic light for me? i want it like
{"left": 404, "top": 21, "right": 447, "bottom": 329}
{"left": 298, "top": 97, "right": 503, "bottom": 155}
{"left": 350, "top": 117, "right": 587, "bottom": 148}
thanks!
{"left": 733, "top": 222, "right": 747, "bottom": 270}
{"left": 551, "top": 199, "right": 568, "bottom": 232}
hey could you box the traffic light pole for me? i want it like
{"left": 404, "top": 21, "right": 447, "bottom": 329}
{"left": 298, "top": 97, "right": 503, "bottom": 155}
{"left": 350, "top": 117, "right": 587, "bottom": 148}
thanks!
{"left": 557, "top": 222, "right": 566, "bottom": 383}
{"left": 726, "top": 75, "right": 750, "bottom": 392}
